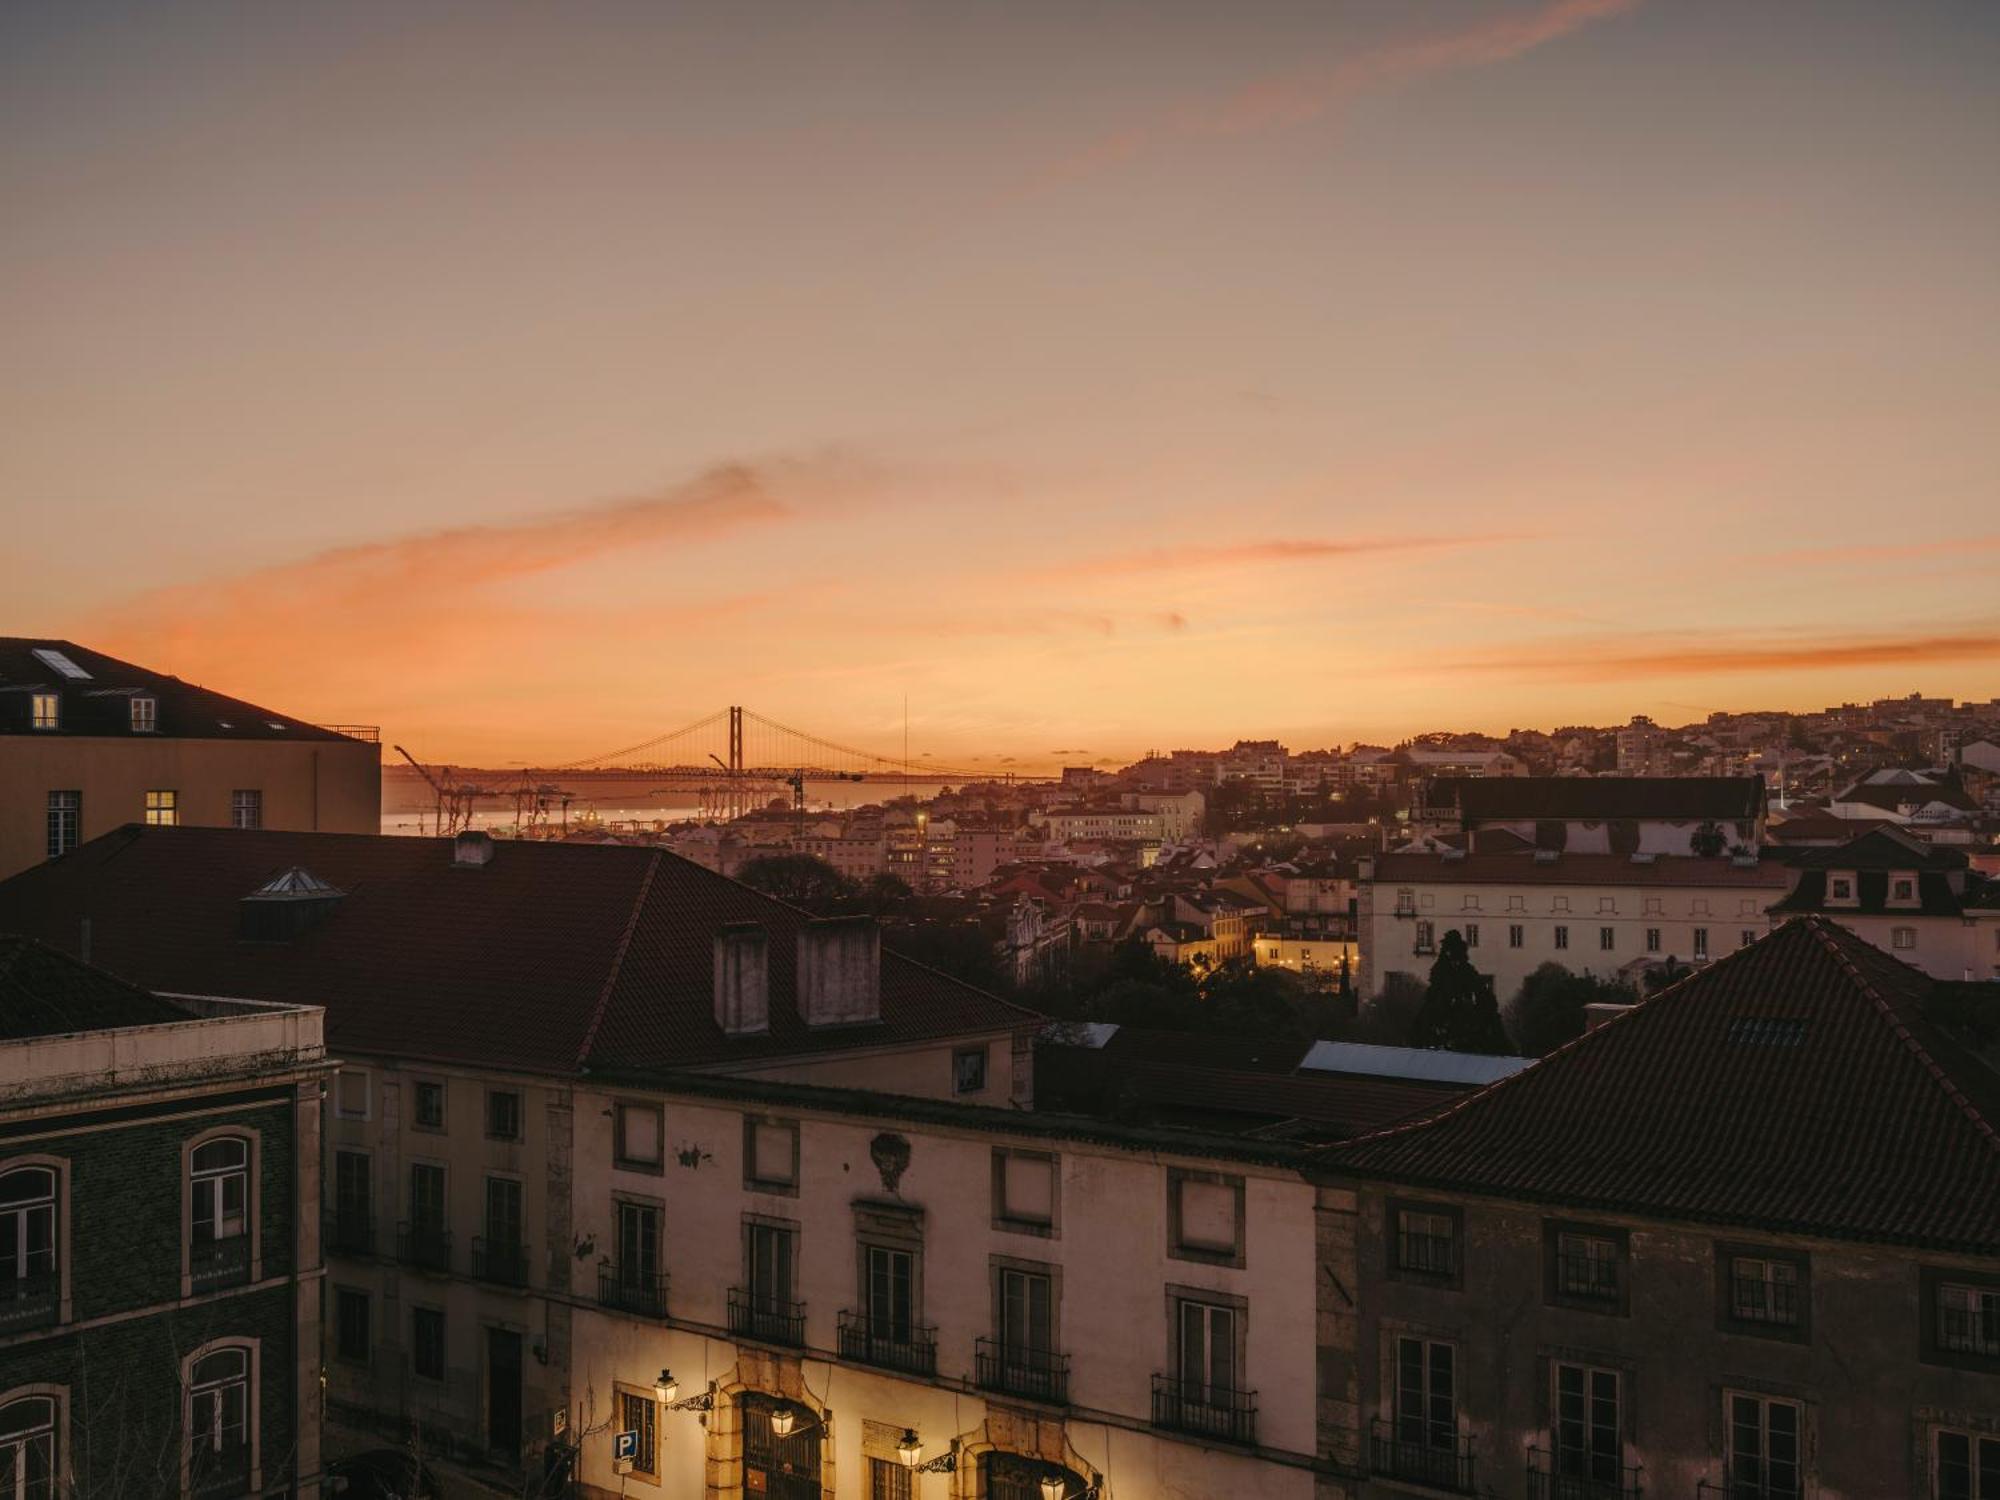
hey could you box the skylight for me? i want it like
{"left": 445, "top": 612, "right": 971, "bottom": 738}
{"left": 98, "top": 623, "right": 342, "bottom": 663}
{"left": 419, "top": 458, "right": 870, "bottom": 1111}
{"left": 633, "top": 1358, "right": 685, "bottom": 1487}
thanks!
{"left": 1728, "top": 1018, "right": 1809, "bottom": 1047}
{"left": 30, "top": 648, "right": 90, "bottom": 680}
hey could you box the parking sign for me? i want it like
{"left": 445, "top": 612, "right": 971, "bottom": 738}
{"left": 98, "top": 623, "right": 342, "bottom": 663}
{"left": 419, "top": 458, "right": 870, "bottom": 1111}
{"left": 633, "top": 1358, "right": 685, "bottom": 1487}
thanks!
{"left": 613, "top": 1429, "right": 639, "bottom": 1473}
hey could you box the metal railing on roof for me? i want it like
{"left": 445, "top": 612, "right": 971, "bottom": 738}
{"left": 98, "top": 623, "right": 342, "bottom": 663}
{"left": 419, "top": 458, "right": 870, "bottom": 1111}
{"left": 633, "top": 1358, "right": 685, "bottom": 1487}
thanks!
{"left": 317, "top": 724, "right": 382, "bottom": 743}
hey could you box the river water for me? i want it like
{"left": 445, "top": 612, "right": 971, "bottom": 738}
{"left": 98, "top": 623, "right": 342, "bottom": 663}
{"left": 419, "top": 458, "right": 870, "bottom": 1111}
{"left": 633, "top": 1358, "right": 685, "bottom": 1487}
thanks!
{"left": 379, "top": 779, "right": 961, "bottom": 836}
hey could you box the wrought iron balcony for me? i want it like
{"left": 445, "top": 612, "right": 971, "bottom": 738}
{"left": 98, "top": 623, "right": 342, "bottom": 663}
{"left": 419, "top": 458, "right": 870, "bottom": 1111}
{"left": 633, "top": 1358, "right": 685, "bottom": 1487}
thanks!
{"left": 397, "top": 1222, "right": 453, "bottom": 1275}
{"left": 190, "top": 1233, "right": 250, "bottom": 1289}
{"left": 1527, "top": 1447, "right": 1643, "bottom": 1500}
{"left": 0, "top": 1271, "right": 59, "bottom": 1334}
{"left": 728, "top": 1287, "right": 805, "bottom": 1347}
{"left": 975, "top": 1337, "right": 1069, "bottom": 1405}
{"left": 324, "top": 1211, "right": 375, "bottom": 1258}
{"left": 1150, "top": 1374, "right": 1257, "bottom": 1446}
{"left": 472, "top": 1237, "right": 529, "bottom": 1288}
{"left": 597, "top": 1263, "right": 668, "bottom": 1319}
{"left": 1370, "top": 1418, "right": 1476, "bottom": 1493}
{"left": 837, "top": 1309, "right": 937, "bottom": 1375}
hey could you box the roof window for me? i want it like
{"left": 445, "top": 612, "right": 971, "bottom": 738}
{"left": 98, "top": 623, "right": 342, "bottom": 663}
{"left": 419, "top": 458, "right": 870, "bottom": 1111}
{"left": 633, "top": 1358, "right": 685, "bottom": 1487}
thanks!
{"left": 130, "top": 696, "right": 157, "bottom": 733}
{"left": 30, "top": 648, "right": 90, "bottom": 680}
{"left": 1728, "top": 1017, "right": 1808, "bottom": 1047}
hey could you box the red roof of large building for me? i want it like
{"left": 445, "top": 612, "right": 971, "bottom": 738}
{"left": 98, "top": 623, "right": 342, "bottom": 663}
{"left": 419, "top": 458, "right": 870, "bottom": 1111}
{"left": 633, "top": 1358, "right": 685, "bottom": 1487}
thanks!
{"left": 0, "top": 826, "right": 1038, "bottom": 1076}
{"left": 1320, "top": 918, "right": 2000, "bottom": 1254}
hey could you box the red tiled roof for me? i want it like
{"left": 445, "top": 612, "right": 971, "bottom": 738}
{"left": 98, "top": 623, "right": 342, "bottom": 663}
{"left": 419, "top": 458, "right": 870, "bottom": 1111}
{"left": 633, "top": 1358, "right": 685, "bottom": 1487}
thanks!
{"left": 0, "top": 826, "right": 1037, "bottom": 1076}
{"left": 1436, "top": 776, "right": 1766, "bottom": 823}
{"left": 1319, "top": 918, "right": 2000, "bottom": 1253}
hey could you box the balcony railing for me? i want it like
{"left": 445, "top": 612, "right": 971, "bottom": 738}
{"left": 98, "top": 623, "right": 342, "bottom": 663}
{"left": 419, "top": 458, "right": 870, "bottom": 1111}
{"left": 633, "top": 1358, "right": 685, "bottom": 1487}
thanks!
{"left": 190, "top": 1234, "right": 251, "bottom": 1289}
{"left": 324, "top": 1211, "right": 375, "bottom": 1258}
{"left": 597, "top": 1264, "right": 668, "bottom": 1319}
{"left": 1728, "top": 1273, "right": 1799, "bottom": 1327}
{"left": 190, "top": 1445, "right": 252, "bottom": 1498}
{"left": 1554, "top": 1251, "right": 1620, "bottom": 1301}
{"left": 472, "top": 1237, "right": 529, "bottom": 1288}
{"left": 837, "top": 1309, "right": 938, "bottom": 1375}
{"left": 975, "top": 1337, "right": 1070, "bottom": 1405}
{"left": 1151, "top": 1374, "right": 1257, "bottom": 1446}
{"left": 1527, "top": 1448, "right": 1643, "bottom": 1500}
{"left": 1370, "top": 1418, "right": 1476, "bottom": 1494}
{"left": 0, "top": 1271, "right": 59, "bottom": 1334}
{"left": 318, "top": 724, "right": 382, "bottom": 743}
{"left": 1697, "top": 1480, "right": 1802, "bottom": 1500}
{"left": 728, "top": 1287, "right": 805, "bottom": 1348}
{"left": 397, "top": 1222, "right": 453, "bottom": 1275}
{"left": 1397, "top": 1229, "right": 1457, "bottom": 1277}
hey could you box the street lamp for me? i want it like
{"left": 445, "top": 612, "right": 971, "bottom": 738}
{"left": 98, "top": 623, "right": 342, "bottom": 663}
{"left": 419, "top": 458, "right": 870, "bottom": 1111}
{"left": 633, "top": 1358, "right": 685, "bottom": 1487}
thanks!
{"left": 654, "top": 1369, "right": 677, "bottom": 1406}
{"left": 895, "top": 1431, "right": 960, "bottom": 1474}
{"left": 770, "top": 1408, "right": 796, "bottom": 1439}
{"left": 655, "top": 1371, "right": 716, "bottom": 1413}
{"left": 1040, "top": 1479, "right": 1066, "bottom": 1500}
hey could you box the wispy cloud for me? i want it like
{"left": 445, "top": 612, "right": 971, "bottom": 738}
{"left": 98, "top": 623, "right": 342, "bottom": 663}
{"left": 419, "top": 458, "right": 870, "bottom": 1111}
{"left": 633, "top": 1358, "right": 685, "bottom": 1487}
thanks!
{"left": 1769, "top": 535, "right": 2000, "bottom": 566}
{"left": 1039, "top": 0, "right": 1637, "bottom": 184}
{"left": 1449, "top": 625, "right": 2000, "bottom": 681}
{"left": 1035, "top": 533, "right": 1524, "bottom": 580}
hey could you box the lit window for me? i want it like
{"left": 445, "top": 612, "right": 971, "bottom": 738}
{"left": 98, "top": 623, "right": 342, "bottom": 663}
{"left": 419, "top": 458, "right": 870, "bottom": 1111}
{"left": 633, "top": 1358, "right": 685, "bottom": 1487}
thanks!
{"left": 129, "top": 696, "right": 157, "bottom": 733}
{"left": 144, "top": 790, "right": 178, "bottom": 827}
{"left": 46, "top": 791, "right": 80, "bottom": 860}
{"left": 231, "top": 790, "right": 262, "bottom": 830}
{"left": 30, "top": 694, "right": 58, "bottom": 731}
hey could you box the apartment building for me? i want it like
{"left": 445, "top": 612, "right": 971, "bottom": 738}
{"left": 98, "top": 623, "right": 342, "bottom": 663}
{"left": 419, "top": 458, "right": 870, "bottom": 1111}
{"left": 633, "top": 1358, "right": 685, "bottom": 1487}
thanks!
{"left": 0, "top": 637, "right": 380, "bottom": 881}
{"left": 1357, "top": 851, "right": 1790, "bottom": 1001}
{"left": 1313, "top": 917, "right": 2000, "bottom": 1499}
{"left": 1037, "top": 807, "right": 1168, "bottom": 845}
{"left": 1424, "top": 777, "right": 1768, "bottom": 856}
{"left": 794, "top": 832, "right": 889, "bottom": 884}
{"left": 0, "top": 936, "right": 329, "bottom": 1498}
{"left": 1768, "top": 827, "right": 2000, "bottom": 980}
{"left": 0, "top": 826, "right": 1041, "bottom": 1492}
{"left": 568, "top": 1073, "right": 1319, "bottom": 1499}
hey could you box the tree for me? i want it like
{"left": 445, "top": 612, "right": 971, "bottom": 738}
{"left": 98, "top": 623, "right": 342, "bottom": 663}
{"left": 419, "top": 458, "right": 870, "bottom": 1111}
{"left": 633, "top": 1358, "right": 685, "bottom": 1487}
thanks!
{"left": 1408, "top": 930, "right": 1512, "bottom": 1054}
{"left": 1641, "top": 957, "right": 1692, "bottom": 994}
{"left": 1505, "top": 963, "right": 1639, "bottom": 1056}
{"left": 1689, "top": 820, "right": 1727, "bottom": 857}
{"left": 735, "top": 854, "right": 854, "bottom": 912}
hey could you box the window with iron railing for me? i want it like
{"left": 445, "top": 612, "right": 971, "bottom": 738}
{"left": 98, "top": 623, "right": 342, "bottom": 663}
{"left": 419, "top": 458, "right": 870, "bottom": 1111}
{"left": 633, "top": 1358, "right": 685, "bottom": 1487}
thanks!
{"left": 1394, "top": 1206, "right": 1458, "bottom": 1279}
{"left": 1552, "top": 1229, "right": 1621, "bottom": 1305}
{"left": 1939, "top": 1282, "right": 2000, "bottom": 1358}
{"left": 1729, "top": 1257, "right": 1800, "bottom": 1328}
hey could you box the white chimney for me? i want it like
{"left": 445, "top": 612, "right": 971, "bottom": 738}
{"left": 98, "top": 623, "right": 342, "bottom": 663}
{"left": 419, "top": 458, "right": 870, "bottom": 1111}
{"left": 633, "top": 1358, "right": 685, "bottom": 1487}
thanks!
{"left": 453, "top": 830, "right": 495, "bottom": 867}
{"left": 798, "top": 916, "right": 881, "bottom": 1027}
{"left": 714, "top": 923, "right": 770, "bottom": 1036}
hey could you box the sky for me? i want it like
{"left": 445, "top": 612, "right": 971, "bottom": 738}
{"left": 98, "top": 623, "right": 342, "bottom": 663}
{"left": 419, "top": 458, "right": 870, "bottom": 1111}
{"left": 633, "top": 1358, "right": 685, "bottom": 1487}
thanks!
{"left": 3, "top": 0, "right": 1996, "bottom": 770}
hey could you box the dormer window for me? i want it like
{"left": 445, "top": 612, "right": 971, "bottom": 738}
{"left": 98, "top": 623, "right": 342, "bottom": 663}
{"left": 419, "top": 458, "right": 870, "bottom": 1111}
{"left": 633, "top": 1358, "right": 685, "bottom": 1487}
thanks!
{"left": 130, "top": 696, "right": 157, "bottom": 732}
{"left": 30, "top": 694, "right": 58, "bottom": 731}
{"left": 1890, "top": 875, "right": 1916, "bottom": 905}
{"left": 1828, "top": 875, "right": 1855, "bottom": 904}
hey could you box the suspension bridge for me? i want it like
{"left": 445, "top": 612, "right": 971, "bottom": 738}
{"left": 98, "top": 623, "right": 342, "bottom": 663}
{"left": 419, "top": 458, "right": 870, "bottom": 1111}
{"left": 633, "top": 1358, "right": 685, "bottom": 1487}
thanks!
{"left": 392, "top": 707, "right": 1046, "bottom": 833}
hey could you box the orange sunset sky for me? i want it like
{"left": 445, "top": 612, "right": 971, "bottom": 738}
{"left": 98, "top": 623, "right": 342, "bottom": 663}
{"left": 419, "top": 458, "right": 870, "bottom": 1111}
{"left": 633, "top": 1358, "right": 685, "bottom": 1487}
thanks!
{"left": 4, "top": 0, "right": 1996, "bottom": 772}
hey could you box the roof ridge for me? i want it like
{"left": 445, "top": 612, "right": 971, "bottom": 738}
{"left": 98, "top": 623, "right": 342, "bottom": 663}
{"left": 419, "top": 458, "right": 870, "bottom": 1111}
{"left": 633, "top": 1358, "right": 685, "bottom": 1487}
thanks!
{"left": 1800, "top": 916, "right": 2000, "bottom": 1153}
{"left": 575, "top": 849, "right": 662, "bottom": 1071}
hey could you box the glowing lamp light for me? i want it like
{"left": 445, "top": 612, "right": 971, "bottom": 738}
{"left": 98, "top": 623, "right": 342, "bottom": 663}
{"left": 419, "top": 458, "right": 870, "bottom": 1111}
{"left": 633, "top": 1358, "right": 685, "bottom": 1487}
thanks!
{"left": 654, "top": 1369, "right": 677, "bottom": 1405}
{"left": 1040, "top": 1477, "right": 1067, "bottom": 1500}
{"left": 770, "top": 1408, "right": 797, "bottom": 1439}
{"left": 897, "top": 1429, "right": 924, "bottom": 1469}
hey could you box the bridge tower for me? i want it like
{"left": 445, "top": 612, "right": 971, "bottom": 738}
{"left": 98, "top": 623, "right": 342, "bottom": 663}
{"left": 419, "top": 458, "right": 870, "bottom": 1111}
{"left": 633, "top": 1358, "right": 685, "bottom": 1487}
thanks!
{"left": 729, "top": 705, "right": 743, "bottom": 776}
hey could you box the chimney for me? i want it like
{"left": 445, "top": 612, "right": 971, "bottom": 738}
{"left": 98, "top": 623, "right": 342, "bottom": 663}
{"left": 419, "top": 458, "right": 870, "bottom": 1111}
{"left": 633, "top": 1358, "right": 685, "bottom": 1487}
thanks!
{"left": 713, "top": 923, "right": 770, "bottom": 1036}
{"left": 1583, "top": 1001, "right": 1633, "bottom": 1031}
{"left": 454, "top": 830, "right": 495, "bottom": 868}
{"left": 797, "top": 915, "right": 881, "bottom": 1027}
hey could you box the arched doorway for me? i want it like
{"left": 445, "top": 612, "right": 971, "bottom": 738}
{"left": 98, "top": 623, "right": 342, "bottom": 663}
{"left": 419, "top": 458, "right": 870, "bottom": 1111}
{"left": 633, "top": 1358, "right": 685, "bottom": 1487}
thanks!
{"left": 741, "top": 1394, "right": 821, "bottom": 1500}
{"left": 981, "top": 1451, "right": 1090, "bottom": 1500}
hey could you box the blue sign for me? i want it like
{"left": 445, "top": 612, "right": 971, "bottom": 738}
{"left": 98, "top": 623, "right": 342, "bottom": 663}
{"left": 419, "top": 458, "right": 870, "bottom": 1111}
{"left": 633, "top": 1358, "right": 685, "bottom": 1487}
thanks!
{"left": 613, "top": 1430, "right": 639, "bottom": 1464}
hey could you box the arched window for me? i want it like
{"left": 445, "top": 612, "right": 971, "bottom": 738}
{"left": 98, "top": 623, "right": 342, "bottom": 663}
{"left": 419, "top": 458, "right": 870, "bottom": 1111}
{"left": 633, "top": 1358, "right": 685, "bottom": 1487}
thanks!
{"left": 186, "top": 1348, "right": 250, "bottom": 1495}
{"left": 0, "top": 1394, "right": 56, "bottom": 1500}
{"left": 189, "top": 1139, "right": 249, "bottom": 1288}
{"left": 0, "top": 1169, "right": 58, "bottom": 1334}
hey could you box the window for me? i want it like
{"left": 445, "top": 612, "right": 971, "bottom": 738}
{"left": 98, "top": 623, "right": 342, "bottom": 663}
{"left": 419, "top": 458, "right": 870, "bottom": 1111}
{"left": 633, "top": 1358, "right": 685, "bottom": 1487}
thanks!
{"left": 1894, "top": 927, "right": 1917, "bottom": 951}
{"left": 1937, "top": 1429, "right": 2000, "bottom": 1500}
{"left": 744, "top": 1117, "right": 799, "bottom": 1193}
{"left": 1392, "top": 1203, "right": 1458, "bottom": 1280}
{"left": 864, "top": 1244, "right": 915, "bottom": 1342}
{"left": 953, "top": 1046, "right": 989, "bottom": 1095}
{"left": 1554, "top": 926, "right": 1569, "bottom": 951}
{"left": 29, "top": 649, "right": 88, "bottom": 680}
{"left": 993, "top": 1150, "right": 1057, "bottom": 1235}
{"left": 998, "top": 1264, "right": 1055, "bottom": 1359}
{"left": 1692, "top": 898, "right": 1711, "bottom": 916}
{"left": 1830, "top": 877, "right": 1853, "bottom": 901}
{"left": 1395, "top": 888, "right": 1417, "bottom": 915}
{"left": 330, "top": 1151, "right": 371, "bottom": 1254}
{"left": 1552, "top": 897, "right": 1570, "bottom": 914}
{"left": 1726, "top": 1393, "right": 1802, "bottom": 1500}
{"left": 0, "top": 1394, "right": 56, "bottom": 1500}
{"left": 1694, "top": 927, "right": 1710, "bottom": 960}
{"left": 1, "top": 1166, "right": 59, "bottom": 1331}
{"left": 483, "top": 1177, "right": 524, "bottom": 1277}
{"left": 229, "top": 790, "right": 261, "bottom": 831}
{"left": 1645, "top": 927, "right": 1661, "bottom": 954}
{"left": 29, "top": 695, "right": 58, "bottom": 731}
{"left": 1552, "top": 1362, "right": 1621, "bottom": 1488}
{"left": 1724, "top": 1251, "right": 1805, "bottom": 1332}
{"left": 334, "top": 1287, "right": 370, "bottom": 1363}
{"left": 1598, "top": 897, "right": 1615, "bottom": 913}
{"left": 1175, "top": 1296, "right": 1241, "bottom": 1404}
{"left": 190, "top": 1138, "right": 250, "bottom": 1287}
{"left": 1413, "top": 920, "right": 1435, "bottom": 954}
{"left": 411, "top": 1307, "right": 445, "bottom": 1381}
{"left": 1643, "top": 897, "right": 1663, "bottom": 916}
{"left": 409, "top": 1163, "right": 447, "bottom": 1236}
{"left": 412, "top": 1081, "right": 446, "bottom": 1132}
{"left": 1548, "top": 1224, "right": 1624, "bottom": 1310}
{"left": 614, "top": 1102, "right": 662, "bottom": 1170}
{"left": 45, "top": 793, "right": 80, "bottom": 861}
{"left": 1509, "top": 925, "right": 1524, "bottom": 949}
{"left": 1938, "top": 1281, "right": 2000, "bottom": 1359}
{"left": 334, "top": 1069, "right": 369, "bottom": 1120}
{"left": 616, "top": 1389, "right": 658, "bottom": 1477}
{"left": 1741, "top": 929, "right": 1757, "bottom": 949}
{"left": 1892, "top": 876, "right": 1916, "bottom": 902}
{"left": 144, "top": 790, "right": 177, "bottom": 827}
{"left": 485, "top": 1090, "right": 522, "bottom": 1142}
{"left": 130, "top": 697, "right": 157, "bottom": 733}
{"left": 1599, "top": 927, "right": 1615, "bottom": 952}
{"left": 1394, "top": 1336, "right": 1457, "bottom": 1455}
{"left": 1508, "top": 895, "right": 1526, "bottom": 913}
{"left": 1168, "top": 1170, "right": 1245, "bottom": 1266}
{"left": 869, "top": 1457, "right": 914, "bottom": 1500}
{"left": 187, "top": 1346, "right": 252, "bottom": 1494}
{"left": 1464, "top": 923, "right": 1480, "bottom": 949}
{"left": 617, "top": 1200, "right": 661, "bottom": 1287}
